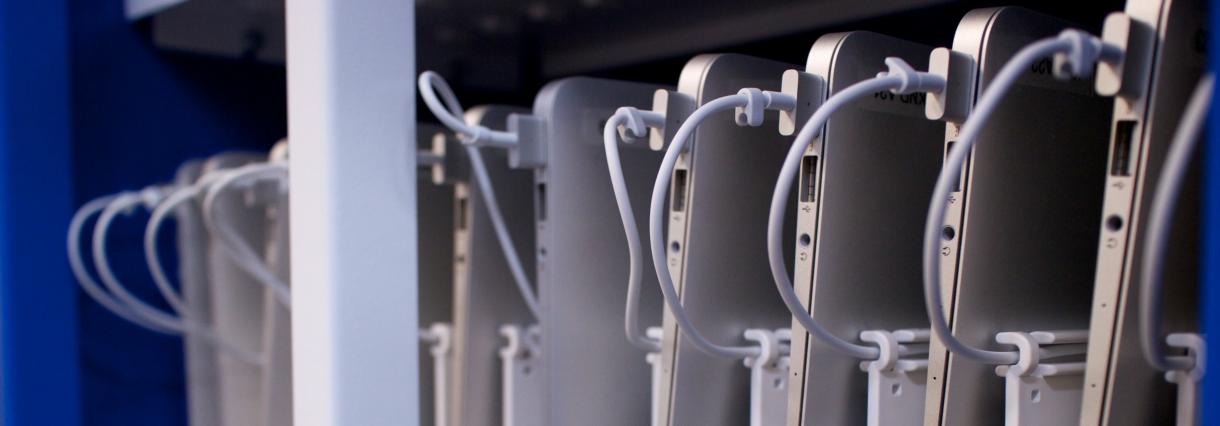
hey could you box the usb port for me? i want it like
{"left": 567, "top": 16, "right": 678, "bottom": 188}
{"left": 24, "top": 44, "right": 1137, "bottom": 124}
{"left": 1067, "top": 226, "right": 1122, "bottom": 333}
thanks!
{"left": 1111, "top": 120, "right": 1136, "bottom": 177}
{"left": 945, "top": 141, "right": 961, "bottom": 192}
{"left": 536, "top": 183, "right": 547, "bottom": 221}
{"left": 799, "top": 155, "right": 819, "bottom": 203}
{"left": 672, "top": 169, "right": 688, "bottom": 212}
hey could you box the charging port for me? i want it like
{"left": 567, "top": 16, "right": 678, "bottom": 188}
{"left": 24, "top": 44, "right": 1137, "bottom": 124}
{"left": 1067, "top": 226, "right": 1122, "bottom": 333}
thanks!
{"left": 945, "top": 141, "right": 961, "bottom": 192}
{"left": 537, "top": 183, "right": 547, "bottom": 221}
{"left": 672, "top": 169, "right": 688, "bottom": 212}
{"left": 1110, "top": 120, "right": 1136, "bottom": 177}
{"left": 799, "top": 155, "right": 819, "bottom": 203}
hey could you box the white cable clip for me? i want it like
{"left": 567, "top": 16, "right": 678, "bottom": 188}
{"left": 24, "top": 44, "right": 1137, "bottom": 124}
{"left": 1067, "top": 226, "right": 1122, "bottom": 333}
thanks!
{"left": 420, "top": 323, "right": 453, "bottom": 426}
{"left": 460, "top": 123, "right": 521, "bottom": 150}
{"left": 994, "top": 330, "right": 1088, "bottom": 426}
{"left": 460, "top": 126, "right": 492, "bottom": 147}
{"left": 1052, "top": 29, "right": 1125, "bottom": 81}
{"left": 734, "top": 88, "right": 797, "bottom": 128}
{"left": 644, "top": 327, "right": 665, "bottom": 426}
{"left": 499, "top": 324, "right": 543, "bottom": 426}
{"left": 137, "top": 186, "right": 170, "bottom": 210}
{"left": 879, "top": 57, "right": 947, "bottom": 95}
{"left": 743, "top": 328, "right": 791, "bottom": 426}
{"left": 615, "top": 107, "right": 666, "bottom": 144}
{"left": 859, "top": 329, "right": 930, "bottom": 426}
{"left": 1164, "top": 333, "right": 1205, "bottom": 426}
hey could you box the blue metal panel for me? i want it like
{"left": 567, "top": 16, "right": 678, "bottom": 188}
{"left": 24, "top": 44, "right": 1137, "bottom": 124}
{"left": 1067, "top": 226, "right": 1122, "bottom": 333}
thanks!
{"left": 0, "top": 0, "right": 80, "bottom": 424}
{"left": 1204, "top": 1, "right": 1219, "bottom": 422}
{"left": 66, "top": 0, "right": 286, "bottom": 423}
{"left": 0, "top": 0, "right": 300, "bottom": 423}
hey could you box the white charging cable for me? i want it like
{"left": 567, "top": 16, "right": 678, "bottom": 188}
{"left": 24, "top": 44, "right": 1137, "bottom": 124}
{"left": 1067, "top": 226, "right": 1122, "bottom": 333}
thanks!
{"left": 922, "top": 30, "right": 1124, "bottom": 365}
{"left": 69, "top": 193, "right": 179, "bottom": 334}
{"left": 145, "top": 167, "right": 248, "bottom": 315}
{"left": 418, "top": 71, "right": 542, "bottom": 320}
{"left": 419, "top": 72, "right": 519, "bottom": 149}
{"left": 201, "top": 161, "right": 292, "bottom": 308}
{"left": 1139, "top": 74, "right": 1213, "bottom": 372}
{"left": 78, "top": 187, "right": 264, "bottom": 365}
{"left": 147, "top": 144, "right": 289, "bottom": 314}
{"left": 145, "top": 185, "right": 205, "bottom": 314}
{"left": 94, "top": 187, "right": 193, "bottom": 332}
{"left": 647, "top": 88, "right": 801, "bottom": 359}
{"left": 769, "top": 58, "right": 947, "bottom": 360}
{"left": 604, "top": 107, "right": 667, "bottom": 353}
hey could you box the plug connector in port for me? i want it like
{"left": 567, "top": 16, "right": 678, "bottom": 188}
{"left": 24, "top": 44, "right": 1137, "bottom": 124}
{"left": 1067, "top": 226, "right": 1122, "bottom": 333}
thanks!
{"left": 1110, "top": 120, "right": 1136, "bottom": 177}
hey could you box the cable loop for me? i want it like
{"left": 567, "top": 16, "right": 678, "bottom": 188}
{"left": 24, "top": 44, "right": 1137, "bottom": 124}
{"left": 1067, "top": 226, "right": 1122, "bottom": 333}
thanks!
{"left": 1054, "top": 29, "right": 1102, "bottom": 79}
{"left": 417, "top": 71, "right": 541, "bottom": 320}
{"left": 649, "top": 93, "right": 763, "bottom": 359}
{"left": 603, "top": 108, "right": 665, "bottom": 353}
{"left": 615, "top": 107, "right": 659, "bottom": 143}
{"left": 419, "top": 71, "right": 518, "bottom": 148}
{"left": 459, "top": 126, "right": 493, "bottom": 147}
{"left": 735, "top": 88, "right": 768, "bottom": 127}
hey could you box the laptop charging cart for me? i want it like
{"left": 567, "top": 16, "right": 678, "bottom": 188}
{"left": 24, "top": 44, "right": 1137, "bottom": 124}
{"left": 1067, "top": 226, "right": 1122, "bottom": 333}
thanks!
{"left": 781, "top": 31, "right": 942, "bottom": 426}
{"left": 512, "top": 77, "right": 668, "bottom": 426}
{"left": 923, "top": 8, "right": 1115, "bottom": 426}
{"left": 434, "top": 106, "right": 539, "bottom": 426}
{"left": 1079, "top": 0, "right": 1207, "bottom": 424}
{"left": 654, "top": 54, "right": 797, "bottom": 426}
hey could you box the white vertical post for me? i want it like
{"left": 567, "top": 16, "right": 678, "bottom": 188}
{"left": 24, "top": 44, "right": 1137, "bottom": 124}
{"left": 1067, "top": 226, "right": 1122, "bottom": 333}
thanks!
{"left": 287, "top": 0, "right": 418, "bottom": 424}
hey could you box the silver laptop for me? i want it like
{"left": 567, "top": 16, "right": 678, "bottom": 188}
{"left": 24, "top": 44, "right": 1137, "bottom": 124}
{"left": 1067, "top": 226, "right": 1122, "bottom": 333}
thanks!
{"left": 172, "top": 159, "right": 220, "bottom": 426}
{"left": 923, "top": 7, "right": 1114, "bottom": 425}
{"left": 446, "top": 106, "right": 536, "bottom": 426}
{"left": 1080, "top": 0, "right": 1206, "bottom": 423}
{"left": 521, "top": 77, "right": 667, "bottom": 426}
{"left": 785, "top": 31, "right": 941, "bottom": 425}
{"left": 200, "top": 153, "right": 277, "bottom": 426}
{"left": 657, "top": 53, "right": 796, "bottom": 426}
